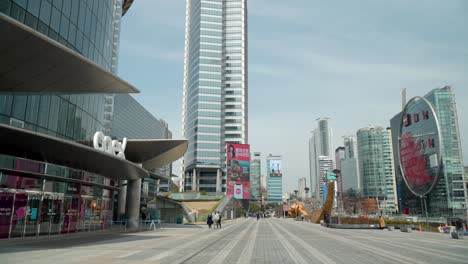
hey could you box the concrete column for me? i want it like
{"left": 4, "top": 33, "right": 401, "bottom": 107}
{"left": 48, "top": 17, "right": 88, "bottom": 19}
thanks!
{"left": 118, "top": 180, "right": 127, "bottom": 219}
{"left": 216, "top": 169, "right": 221, "bottom": 194}
{"left": 126, "top": 178, "right": 142, "bottom": 229}
{"left": 192, "top": 168, "right": 197, "bottom": 192}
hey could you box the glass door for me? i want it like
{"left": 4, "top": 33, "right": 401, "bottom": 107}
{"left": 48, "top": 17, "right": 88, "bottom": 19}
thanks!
{"left": 9, "top": 193, "right": 28, "bottom": 238}
{"left": 0, "top": 191, "right": 14, "bottom": 239}
{"left": 24, "top": 194, "right": 41, "bottom": 237}
{"left": 61, "top": 195, "right": 80, "bottom": 234}
{"left": 39, "top": 194, "right": 64, "bottom": 236}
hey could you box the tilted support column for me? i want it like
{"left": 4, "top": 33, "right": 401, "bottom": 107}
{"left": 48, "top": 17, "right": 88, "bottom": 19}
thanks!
{"left": 126, "top": 178, "right": 142, "bottom": 229}
{"left": 118, "top": 180, "right": 127, "bottom": 219}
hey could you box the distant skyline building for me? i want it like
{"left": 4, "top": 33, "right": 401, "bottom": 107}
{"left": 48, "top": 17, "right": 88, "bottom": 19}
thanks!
{"left": 318, "top": 156, "right": 333, "bottom": 200}
{"left": 335, "top": 146, "right": 345, "bottom": 195}
{"left": 341, "top": 136, "right": 360, "bottom": 194}
{"left": 309, "top": 118, "right": 333, "bottom": 200}
{"left": 267, "top": 154, "right": 282, "bottom": 204}
{"left": 250, "top": 152, "right": 261, "bottom": 200}
{"left": 298, "top": 177, "right": 307, "bottom": 199}
{"left": 181, "top": 0, "right": 248, "bottom": 194}
{"left": 357, "top": 126, "right": 397, "bottom": 212}
{"left": 391, "top": 86, "right": 467, "bottom": 216}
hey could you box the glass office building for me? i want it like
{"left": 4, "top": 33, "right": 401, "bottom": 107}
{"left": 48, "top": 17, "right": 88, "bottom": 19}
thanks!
{"left": 0, "top": 0, "right": 124, "bottom": 239}
{"left": 309, "top": 118, "right": 333, "bottom": 200}
{"left": 182, "top": 0, "right": 248, "bottom": 193}
{"left": 267, "top": 155, "right": 282, "bottom": 204}
{"left": 391, "top": 87, "right": 467, "bottom": 216}
{"left": 357, "top": 126, "right": 397, "bottom": 211}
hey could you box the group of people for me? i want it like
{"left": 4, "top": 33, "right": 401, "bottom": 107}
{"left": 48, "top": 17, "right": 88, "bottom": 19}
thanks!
{"left": 207, "top": 211, "right": 222, "bottom": 229}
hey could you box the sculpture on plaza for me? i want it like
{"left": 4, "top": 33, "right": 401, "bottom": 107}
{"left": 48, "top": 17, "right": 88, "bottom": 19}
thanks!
{"left": 288, "top": 202, "right": 308, "bottom": 218}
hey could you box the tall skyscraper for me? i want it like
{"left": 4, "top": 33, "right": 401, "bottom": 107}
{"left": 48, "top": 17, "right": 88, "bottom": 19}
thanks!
{"left": 182, "top": 0, "right": 248, "bottom": 193}
{"left": 298, "top": 177, "right": 307, "bottom": 199}
{"left": 357, "top": 126, "right": 397, "bottom": 212}
{"left": 391, "top": 86, "right": 467, "bottom": 216}
{"left": 267, "top": 154, "right": 282, "bottom": 204}
{"left": 309, "top": 118, "right": 333, "bottom": 200}
{"left": 335, "top": 146, "right": 345, "bottom": 195}
{"left": 250, "top": 152, "right": 261, "bottom": 200}
{"left": 341, "top": 136, "right": 360, "bottom": 194}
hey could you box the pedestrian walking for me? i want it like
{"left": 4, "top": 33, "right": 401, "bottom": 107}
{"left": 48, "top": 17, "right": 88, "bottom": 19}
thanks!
{"left": 217, "top": 213, "right": 222, "bottom": 229}
{"left": 207, "top": 214, "right": 213, "bottom": 229}
{"left": 256, "top": 213, "right": 260, "bottom": 221}
{"left": 212, "top": 211, "right": 219, "bottom": 229}
{"left": 301, "top": 213, "right": 304, "bottom": 222}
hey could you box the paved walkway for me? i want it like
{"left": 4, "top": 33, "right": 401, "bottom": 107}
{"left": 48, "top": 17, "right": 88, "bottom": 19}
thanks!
{"left": 1, "top": 218, "right": 467, "bottom": 264}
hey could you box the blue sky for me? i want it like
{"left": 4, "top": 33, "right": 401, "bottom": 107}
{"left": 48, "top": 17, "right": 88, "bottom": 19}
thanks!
{"left": 118, "top": 0, "right": 468, "bottom": 193}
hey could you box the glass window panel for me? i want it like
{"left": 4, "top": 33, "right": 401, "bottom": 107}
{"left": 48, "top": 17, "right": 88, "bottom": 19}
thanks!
{"left": 25, "top": 95, "right": 40, "bottom": 124}
{"left": 73, "top": 108, "right": 82, "bottom": 139}
{"left": 52, "top": 0, "right": 63, "bottom": 11}
{"left": 10, "top": 2, "right": 26, "bottom": 22}
{"left": 37, "top": 95, "right": 50, "bottom": 128}
{"left": 50, "top": 6, "right": 61, "bottom": 32}
{"left": 24, "top": 12, "right": 38, "bottom": 29}
{"left": 77, "top": 1, "right": 85, "bottom": 31}
{"left": 39, "top": 0, "right": 52, "bottom": 24}
{"left": 75, "top": 30, "right": 83, "bottom": 51}
{"left": 47, "top": 95, "right": 60, "bottom": 131}
{"left": 84, "top": 8, "right": 91, "bottom": 37}
{"left": 62, "top": 0, "right": 72, "bottom": 17}
{"left": 57, "top": 98, "right": 69, "bottom": 135}
{"left": 0, "top": 95, "right": 13, "bottom": 115}
{"left": 12, "top": 95, "right": 27, "bottom": 120}
{"left": 59, "top": 14, "right": 69, "bottom": 39}
{"left": 0, "top": 1, "right": 12, "bottom": 14}
{"left": 66, "top": 103, "right": 76, "bottom": 138}
{"left": 68, "top": 22, "right": 76, "bottom": 45}
{"left": 26, "top": 1, "right": 41, "bottom": 17}
{"left": 13, "top": 0, "right": 27, "bottom": 9}
{"left": 70, "top": 0, "right": 79, "bottom": 25}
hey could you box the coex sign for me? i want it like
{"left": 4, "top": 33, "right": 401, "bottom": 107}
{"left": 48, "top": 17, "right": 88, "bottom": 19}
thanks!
{"left": 399, "top": 96, "right": 442, "bottom": 197}
{"left": 93, "top": 131, "right": 127, "bottom": 159}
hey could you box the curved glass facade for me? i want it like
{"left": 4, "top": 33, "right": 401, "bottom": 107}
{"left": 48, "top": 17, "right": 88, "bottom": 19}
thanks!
{"left": 0, "top": 0, "right": 122, "bottom": 141}
{"left": 0, "top": 0, "right": 123, "bottom": 239}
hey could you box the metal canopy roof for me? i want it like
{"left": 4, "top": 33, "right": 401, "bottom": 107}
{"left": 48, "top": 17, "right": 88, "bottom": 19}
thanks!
{"left": 0, "top": 13, "right": 139, "bottom": 94}
{"left": 125, "top": 139, "right": 188, "bottom": 170}
{"left": 0, "top": 125, "right": 186, "bottom": 181}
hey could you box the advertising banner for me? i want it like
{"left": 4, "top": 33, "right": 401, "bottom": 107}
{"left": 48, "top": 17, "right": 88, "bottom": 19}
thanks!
{"left": 399, "top": 97, "right": 441, "bottom": 197}
{"left": 234, "top": 184, "right": 243, "bottom": 199}
{"left": 226, "top": 144, "right": 251, "bottom": 199}
{"left": 269, "top": 160, "right": 282, "bottom": 177}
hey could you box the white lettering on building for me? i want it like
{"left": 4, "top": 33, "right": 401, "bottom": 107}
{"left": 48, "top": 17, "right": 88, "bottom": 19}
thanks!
{"left": 93, "top": 131, "right": 127, "bottom": 159}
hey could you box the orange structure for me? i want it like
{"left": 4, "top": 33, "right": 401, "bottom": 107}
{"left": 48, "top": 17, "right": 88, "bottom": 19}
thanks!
{"left": 314, "top": 181, "right": 335, "bottom": 224}
{"left": 288, "top": 202, "right": 308, "bottom": 218}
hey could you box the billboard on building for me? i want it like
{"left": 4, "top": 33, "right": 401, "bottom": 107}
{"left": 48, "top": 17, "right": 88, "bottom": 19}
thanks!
{"left": 269, "top": 160, "right": 282, "bottom": 177}
{"left": 226, "top": 144, "right": 251, "bottom": 199}
{"left": 399, "top": 96, "right": 442, "bottom": 197}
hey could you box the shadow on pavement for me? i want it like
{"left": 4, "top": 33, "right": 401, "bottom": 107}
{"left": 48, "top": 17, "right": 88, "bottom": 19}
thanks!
{"left": 0, "top": 233, "right": 166, "bottom": 254}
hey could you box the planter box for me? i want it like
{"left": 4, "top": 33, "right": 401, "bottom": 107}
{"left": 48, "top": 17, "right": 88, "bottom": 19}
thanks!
{"left": 388, "top": 226, "right": 394, "bottom": 231}
{"left": 401, "top": 226, "right": 412, "bottom": 233}
{"left": 329, "top": 224, "right": 380, "bottom": 229}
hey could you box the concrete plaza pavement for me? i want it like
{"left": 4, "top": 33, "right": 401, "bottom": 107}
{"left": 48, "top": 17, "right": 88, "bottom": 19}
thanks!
{"left": 0, "top": 218, "right": 467, "bottom": 264}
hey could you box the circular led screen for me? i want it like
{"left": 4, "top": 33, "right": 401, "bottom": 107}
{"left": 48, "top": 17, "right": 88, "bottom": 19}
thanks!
{"left": 399, "top": 97, "right": 442, "bottom": 197}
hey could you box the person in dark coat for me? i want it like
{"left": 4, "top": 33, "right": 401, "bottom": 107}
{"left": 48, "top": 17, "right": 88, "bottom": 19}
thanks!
{"left": 217, "top": 213, "right": 222, "bottom": 229}
{"left": 207, "top": 214, "right": 213, "bottom": 229}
